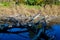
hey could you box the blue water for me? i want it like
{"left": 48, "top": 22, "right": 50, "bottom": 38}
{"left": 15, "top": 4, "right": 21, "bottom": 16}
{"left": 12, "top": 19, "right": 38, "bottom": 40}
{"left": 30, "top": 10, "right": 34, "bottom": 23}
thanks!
{"left": 51, "top": 24, "right": 60, "bottom": 40}
{"left": 0, "top": 28, "right": 31, "bottom": 40}
{"left": 44, "top": 24, "right": 60, "bottom": 40}
{"left": 0, "top": 24, "right": 60, "bottom": 40}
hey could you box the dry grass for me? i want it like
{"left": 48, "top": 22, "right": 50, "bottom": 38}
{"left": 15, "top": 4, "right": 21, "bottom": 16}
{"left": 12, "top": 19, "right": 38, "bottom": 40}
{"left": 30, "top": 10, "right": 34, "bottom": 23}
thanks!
{"left": 0, "top": 5, "right": 60, "bottom": 16}
{"left": 0, "top": 4, "right": 39, "bottom": 17}
{"left": 41, "top": 5, "right": 60, "bottom": 16}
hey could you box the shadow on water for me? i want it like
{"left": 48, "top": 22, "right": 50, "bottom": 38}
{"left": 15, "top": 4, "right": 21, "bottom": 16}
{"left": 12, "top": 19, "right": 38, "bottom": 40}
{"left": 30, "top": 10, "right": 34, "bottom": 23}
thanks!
{"left": 0, "top": 28, "right": 31, "bottom": 40}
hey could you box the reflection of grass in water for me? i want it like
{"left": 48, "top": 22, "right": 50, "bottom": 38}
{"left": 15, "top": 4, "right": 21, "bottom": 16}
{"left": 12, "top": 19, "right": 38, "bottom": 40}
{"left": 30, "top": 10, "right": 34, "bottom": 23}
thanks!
{"left": 30, "top": 24, "right": 42, "bottom": 38}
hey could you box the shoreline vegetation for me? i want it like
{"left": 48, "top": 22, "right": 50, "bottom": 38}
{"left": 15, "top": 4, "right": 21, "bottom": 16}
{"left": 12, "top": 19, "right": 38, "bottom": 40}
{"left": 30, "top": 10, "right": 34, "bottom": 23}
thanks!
{"left": 0, "top": 2, "right": 60, "bottom": 26}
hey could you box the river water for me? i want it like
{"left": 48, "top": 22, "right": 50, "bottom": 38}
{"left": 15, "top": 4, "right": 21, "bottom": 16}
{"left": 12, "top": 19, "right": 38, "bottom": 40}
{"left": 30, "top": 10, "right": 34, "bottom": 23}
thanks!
{"left": 51, "top": 24, "right": 60, "bottom": 40}
{"left": 0, "top": 24, "right": 60, "bottom": 40}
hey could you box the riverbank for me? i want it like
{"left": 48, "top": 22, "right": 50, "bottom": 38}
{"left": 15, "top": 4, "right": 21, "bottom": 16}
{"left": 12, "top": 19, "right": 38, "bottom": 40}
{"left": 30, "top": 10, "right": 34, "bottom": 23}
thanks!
{"left": 0, "top": 4, "right": 60, "bottom": 25}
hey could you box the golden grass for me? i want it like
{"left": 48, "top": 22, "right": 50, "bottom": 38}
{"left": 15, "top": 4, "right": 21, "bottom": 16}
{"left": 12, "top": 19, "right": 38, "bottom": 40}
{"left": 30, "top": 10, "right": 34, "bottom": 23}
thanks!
{"left": 0, "top": 4, "right": 40, "bottom": 17}
{"left": 41, "top": 5, "right": 60, "bottom": 16}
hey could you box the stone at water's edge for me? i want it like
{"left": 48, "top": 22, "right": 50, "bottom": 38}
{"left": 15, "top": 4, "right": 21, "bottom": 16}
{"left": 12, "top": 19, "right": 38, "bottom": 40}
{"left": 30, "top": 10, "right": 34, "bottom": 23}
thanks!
{"left": 47, "top": 16, "right": 60, "bottom": 26}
